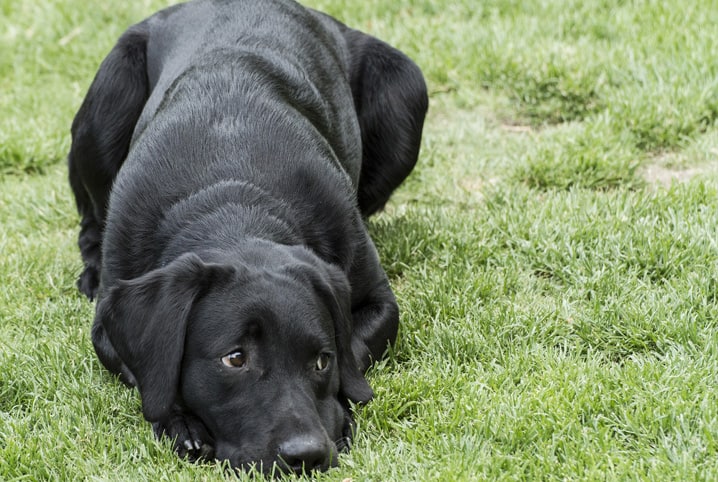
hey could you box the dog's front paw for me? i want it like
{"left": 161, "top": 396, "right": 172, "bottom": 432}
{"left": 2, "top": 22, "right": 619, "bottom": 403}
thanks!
{"left": 77, "top": 265, "right": 100, "bottom": 300}
{"left": 351, "top": 337, "right": 372, "bottom": 373}
{"left": 338, "top": 408, "right": 356, "bottom": 453}
{"left": 153, "top": 410, "right": 215, "bottom": 462}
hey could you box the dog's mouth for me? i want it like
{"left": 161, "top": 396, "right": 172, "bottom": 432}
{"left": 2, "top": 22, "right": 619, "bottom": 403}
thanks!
{"left": 179, "top": 424, "right": 349, "bottom": 474}
{"left": 212, "top": 439, "right": 340, "bottom": 476}
{"left": 193, "top": 401, "right": 356, "bottom": 474}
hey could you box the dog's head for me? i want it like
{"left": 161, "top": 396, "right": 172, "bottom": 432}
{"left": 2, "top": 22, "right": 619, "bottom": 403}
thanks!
{"left": 95, "top": 247, "right": 372, "bottom": 473}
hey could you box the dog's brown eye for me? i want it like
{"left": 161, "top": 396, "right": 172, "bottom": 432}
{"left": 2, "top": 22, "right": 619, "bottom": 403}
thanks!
{"left": 221, "top": 351, "right": 247, "bottom": 368}
{"left": 315, "top": 353, "right": 330, "bottom": 371}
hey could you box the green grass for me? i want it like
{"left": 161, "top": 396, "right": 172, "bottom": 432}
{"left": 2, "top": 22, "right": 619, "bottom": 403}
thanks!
{"left": 3, "top": 0, "right": 718, "bottom": 479}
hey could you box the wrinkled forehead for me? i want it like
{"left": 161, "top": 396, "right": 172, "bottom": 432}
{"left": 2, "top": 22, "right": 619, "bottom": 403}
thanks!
{"left": 189, "top": 272, "right": 336, "bottom": 348}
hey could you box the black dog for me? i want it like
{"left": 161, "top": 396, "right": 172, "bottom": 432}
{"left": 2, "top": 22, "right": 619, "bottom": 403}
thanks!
{"left": 68, "top": 0, "right": 426, "bottom": 474}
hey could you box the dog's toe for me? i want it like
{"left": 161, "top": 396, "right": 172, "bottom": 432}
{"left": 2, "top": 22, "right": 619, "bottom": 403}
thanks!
{"left": 153, "top": 411, "right": 215, "bottom": 462}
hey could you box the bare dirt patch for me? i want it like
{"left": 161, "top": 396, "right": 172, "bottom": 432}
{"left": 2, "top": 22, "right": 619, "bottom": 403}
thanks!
{"left": 642, "top": 148, "right": 718, "bottom": 188}
{"left": 642, "top": 164, "right": 706, "bottom": 188}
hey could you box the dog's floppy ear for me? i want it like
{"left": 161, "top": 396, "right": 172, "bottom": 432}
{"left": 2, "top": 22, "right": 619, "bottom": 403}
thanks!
{"left": 301, "top": 256, "right": 374, "bottom": 405}
{"left": 95, "top": 253, "right": 234, "bottom": 421}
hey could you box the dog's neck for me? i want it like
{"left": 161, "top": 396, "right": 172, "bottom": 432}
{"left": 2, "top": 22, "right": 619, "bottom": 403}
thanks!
{"left": 158, "top": 179, "right": 303, "bottom": 264}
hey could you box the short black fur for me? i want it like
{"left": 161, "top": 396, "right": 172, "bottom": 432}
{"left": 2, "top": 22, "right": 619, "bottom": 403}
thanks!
{"left": 68, "top": 0, "right": 427, "bottom": 474}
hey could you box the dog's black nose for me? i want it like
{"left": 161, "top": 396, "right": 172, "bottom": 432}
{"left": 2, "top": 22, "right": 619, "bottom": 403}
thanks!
{"left": 278, "top": 435, "right": 330, "bottom": 473}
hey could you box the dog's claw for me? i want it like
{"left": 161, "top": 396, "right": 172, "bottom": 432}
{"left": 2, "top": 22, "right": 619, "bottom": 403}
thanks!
{"left": 153, "top": 409, "right": 214, "bottom": 462}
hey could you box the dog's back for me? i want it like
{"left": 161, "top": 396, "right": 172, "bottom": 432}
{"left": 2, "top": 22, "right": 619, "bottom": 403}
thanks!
{"left": 102, "top": 0, "right": 362, "bottom": 286}
{"left": 135, "top": 0, "right": 361, "bottom": 173}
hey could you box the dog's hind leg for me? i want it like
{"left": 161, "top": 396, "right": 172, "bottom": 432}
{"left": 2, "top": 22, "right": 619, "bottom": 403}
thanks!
{"left": 68, "top": 24, "right": 150, "bottom": 299}
{"left": 343, "top": 30, "right": 429, "bottom": 216}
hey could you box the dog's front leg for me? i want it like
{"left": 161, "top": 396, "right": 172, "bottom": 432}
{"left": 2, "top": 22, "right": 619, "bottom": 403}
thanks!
{"left": 349, "top": 238, "right": 400, "bottom": 373}
{"left": 351, "top": 285, "right": 399, "bottom": 372}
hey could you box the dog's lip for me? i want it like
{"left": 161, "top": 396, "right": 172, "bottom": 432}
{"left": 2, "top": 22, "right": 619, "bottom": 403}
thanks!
{"left": 214, "top": 439, "right": 339, "bottom": 473}
{"left": 214, "top": 443, "right": 261, "bottom": 468}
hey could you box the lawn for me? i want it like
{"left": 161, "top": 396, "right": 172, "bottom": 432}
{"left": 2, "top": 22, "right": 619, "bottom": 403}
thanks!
{"left": 2, "top": 0, "right": 718, "bottom": 480}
